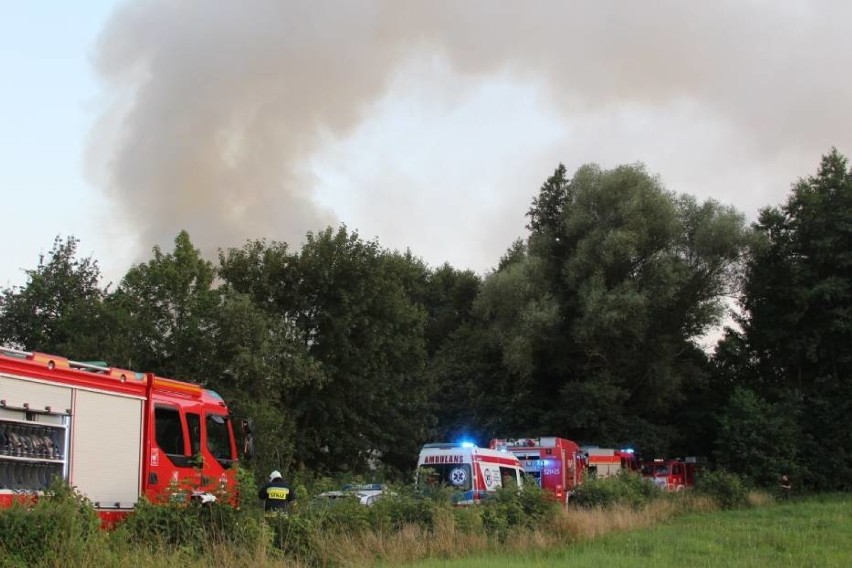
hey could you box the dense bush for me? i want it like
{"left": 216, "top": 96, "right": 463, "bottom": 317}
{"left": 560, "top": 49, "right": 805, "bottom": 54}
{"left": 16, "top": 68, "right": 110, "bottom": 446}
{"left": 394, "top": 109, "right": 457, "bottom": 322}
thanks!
{"left": 266, "top": 513, "right": 317, "bottom": 564}
{"left": 0, "top": 483, "right": 102, "bottom": 566}
{"left": 116, "top": 466, "right": 271, "bottom": 553}
{"left": 515, "top": 477, "right": 560, "bottom": 522}
{"left": 1, "top": 470, "right": 758, "bottom": 567}
{"left": 694, "top": 470, "right": 749, "bottom": 509}
{"left": 570, "top": 472, "right": 661, "bottom": 508}
{"left": 267, "top": 480, "right": 559, "bottom": 556}
{"left": 115, "top": 496, "right": 271, "bottom": 551}
{"left": 367, "top": 488, "right": 439, "bottom": 530}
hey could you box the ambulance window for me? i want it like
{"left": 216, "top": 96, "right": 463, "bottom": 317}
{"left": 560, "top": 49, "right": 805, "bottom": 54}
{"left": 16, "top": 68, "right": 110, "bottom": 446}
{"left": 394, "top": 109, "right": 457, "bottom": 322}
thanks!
{"left": 155, "top": 406, "right": 185, "bottom": 456}
{"left": 206, "top": 413, "right": 234, "bottom": 468}
{"left": 499, "top": 467, "right": 519, "bottom": 487}
{"left": 186, "top": 412, "right": 201, "bottom": 456}
{"left": 417, "top": 464, "right": 471, "bottom": 491}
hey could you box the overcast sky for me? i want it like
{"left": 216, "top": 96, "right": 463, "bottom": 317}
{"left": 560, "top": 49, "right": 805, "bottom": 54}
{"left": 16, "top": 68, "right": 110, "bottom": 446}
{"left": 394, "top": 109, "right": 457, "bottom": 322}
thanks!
{"left": 2, "top": 0, "right": 851, "bottom": 290}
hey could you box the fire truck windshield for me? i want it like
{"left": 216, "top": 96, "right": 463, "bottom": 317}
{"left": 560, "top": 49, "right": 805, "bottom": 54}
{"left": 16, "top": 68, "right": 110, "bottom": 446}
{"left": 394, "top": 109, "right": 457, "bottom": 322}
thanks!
{"left": 642, "top": 463, "right": 670, "bottom": 476}
{"left": 206, "top": 413, "right": 234, "bottom": 468}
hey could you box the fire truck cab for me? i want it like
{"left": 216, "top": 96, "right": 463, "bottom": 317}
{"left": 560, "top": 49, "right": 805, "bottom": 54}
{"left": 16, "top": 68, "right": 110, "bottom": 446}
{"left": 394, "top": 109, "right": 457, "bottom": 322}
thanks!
{"left": 0, "top": 347, "right": 241, "bottom": 525}
{"left": 641, "top": 458, "right": 698, "bottom": 491}
{"left": 489, "top": 437, "right": 584, "bottom": 504}
{"left": 416, "top": 442, "right": 523, "bottom": 505}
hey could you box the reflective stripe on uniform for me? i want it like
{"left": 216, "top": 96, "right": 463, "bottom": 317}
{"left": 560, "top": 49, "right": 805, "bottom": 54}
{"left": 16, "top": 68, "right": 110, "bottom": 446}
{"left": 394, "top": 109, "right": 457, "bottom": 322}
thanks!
{"left": 267, "top": 487, "right": 290, "bottom": 500}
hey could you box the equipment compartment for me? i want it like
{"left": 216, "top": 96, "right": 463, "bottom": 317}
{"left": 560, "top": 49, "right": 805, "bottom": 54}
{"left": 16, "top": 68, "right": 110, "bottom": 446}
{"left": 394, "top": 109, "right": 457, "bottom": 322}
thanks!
{"left": 0, "top": 417, "right": 68, "bottom": 491}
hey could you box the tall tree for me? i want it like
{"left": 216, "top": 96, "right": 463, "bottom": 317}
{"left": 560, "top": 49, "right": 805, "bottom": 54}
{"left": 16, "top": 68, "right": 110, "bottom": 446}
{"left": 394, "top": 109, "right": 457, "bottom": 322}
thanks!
{"left": 106, "top": 231, "right": 220, "bottom": 380}
{"left": 474, "top": 163, "right": 749, "bottom": 454}
{"left": 220, "top": 227, "right": 430, "bottom": 475}
{"left": 420, "top": 263, "right": 481, "bottom": 357}
{"left": 105, "top": 232, "right": 317, "bottom": 477}
{"left": 731, "top": 149, "right": 852, "bottom": 490}
{"left": 203, "top": 288, "right": 321, "bottom": 478}
{"left": 0, "top": 236, "right": 108, "bottom": 358}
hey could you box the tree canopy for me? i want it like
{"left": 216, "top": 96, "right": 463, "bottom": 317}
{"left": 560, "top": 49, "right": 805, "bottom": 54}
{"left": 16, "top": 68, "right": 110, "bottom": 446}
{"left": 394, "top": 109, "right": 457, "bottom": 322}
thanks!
{"left": 2, "top": 153, "right": 850, "bottom": 491}
{"left": 718, "top": 149, "right": 852, "bottom": 489}
{"left": 467, "top": 163, "right": 750, "bottom": 453}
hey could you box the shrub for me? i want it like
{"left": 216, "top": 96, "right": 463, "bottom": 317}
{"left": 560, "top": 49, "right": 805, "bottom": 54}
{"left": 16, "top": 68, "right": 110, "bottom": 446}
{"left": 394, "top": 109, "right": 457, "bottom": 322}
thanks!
{"left": 0, "top": 482, "right": 102, "bottom": 566}
{"left": 694, "top": 469, "right": 749, "bottom": 509}
{"left": 477, "top": 481, "right": 560, "bottom": 541}
{"left": 570, "top": 472, "right": 660, "bottom": 509}
{"left": 516, "top": 477, "right": 560, "bottom": 523}
{"left": 451, "top": 503, "right": 484, "bottom": 534}
{"left": 266, "top": 512, "right": 318, "bottom": 563}
{"left": 115, "top": 495, "right": 271, "bottom": 552}
{"left": 367, "top": 489, "right": 438, "bottom": 530}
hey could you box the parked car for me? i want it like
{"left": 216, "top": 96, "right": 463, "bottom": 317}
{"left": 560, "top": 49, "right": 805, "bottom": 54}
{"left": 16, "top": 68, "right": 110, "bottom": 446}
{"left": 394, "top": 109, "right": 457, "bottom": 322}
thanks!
{"left": 315, "top": 483, "right": 392, "bottom": 506}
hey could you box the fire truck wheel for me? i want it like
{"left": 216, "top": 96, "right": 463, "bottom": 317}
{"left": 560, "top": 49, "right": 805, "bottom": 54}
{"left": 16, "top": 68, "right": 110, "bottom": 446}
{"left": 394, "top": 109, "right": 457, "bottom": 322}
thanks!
{"left": 676, "top": 484, "right": 685, "bottom": 492}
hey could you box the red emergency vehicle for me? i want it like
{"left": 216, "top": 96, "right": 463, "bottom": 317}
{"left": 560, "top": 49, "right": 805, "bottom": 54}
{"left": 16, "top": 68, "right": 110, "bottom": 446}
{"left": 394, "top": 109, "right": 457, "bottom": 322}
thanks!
{"left": 489, "top": 437, "right": 585, "bottom": 504}
{"left": 641, "top": 458, "right": 698, "bottom": 491}
{"left": 0, "top": 347, "right": 243, "bottom": 526}
{"left": 584, "top": 447, "right": 640, "bottom": 479}
{"left": 416, "top": 442, "right": 524, "bottom": 505}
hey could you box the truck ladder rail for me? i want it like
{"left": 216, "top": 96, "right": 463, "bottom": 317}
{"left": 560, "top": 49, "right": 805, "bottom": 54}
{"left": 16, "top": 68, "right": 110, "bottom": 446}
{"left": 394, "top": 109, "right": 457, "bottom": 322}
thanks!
{"left": 1, "top": 345, "right": 143, "bottom": 383}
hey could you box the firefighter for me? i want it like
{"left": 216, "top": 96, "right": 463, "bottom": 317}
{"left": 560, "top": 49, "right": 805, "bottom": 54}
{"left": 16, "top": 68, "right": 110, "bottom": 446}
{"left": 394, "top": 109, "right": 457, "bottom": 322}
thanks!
{"left": 779, "top": 474, "right": 792, "bottom": 500}
{"left": 258, "top": 470, "right": 296, "bottom": 512}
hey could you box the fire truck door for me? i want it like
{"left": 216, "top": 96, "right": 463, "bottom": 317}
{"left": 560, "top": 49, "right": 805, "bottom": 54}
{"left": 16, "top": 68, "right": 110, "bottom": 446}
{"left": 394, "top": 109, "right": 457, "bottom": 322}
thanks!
{"left": 71, "top": 390, "right": 143, "bottom": 508}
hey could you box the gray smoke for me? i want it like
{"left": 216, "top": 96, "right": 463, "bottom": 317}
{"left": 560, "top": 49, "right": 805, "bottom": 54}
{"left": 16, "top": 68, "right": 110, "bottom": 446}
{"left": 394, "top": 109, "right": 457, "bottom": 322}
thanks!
{"left": 88, "top": 0, "right": 852, "bottom": 267}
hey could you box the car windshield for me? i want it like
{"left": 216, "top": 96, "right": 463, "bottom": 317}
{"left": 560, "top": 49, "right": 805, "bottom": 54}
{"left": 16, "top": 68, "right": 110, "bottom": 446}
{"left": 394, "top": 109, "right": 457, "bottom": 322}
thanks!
{"left": 343, "top": 483, "right": 383, "bottom": 492}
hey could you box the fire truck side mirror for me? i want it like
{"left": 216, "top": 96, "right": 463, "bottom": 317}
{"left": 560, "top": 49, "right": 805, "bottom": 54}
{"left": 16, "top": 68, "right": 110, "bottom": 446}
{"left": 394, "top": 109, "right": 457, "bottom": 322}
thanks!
{"left": 240, "top": 419, "right": 255, "bottom": 460}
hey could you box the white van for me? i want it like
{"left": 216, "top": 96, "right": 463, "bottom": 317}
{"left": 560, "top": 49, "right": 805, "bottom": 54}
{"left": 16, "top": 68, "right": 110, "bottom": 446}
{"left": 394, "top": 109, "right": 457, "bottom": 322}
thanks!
{"left": 416, "top": 442, "right": 524, "bottom": 504}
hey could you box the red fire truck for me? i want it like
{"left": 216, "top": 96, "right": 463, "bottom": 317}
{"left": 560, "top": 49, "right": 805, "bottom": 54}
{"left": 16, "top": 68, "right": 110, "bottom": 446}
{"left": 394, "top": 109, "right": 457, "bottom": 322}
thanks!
{"left": 583, "top": 447, "right": 640, "bottom": 479}
{"left": 0, "top": 346, "right": 246, "bottom": 526}
{"left": 641, "top": 458, "right": 698, "bottom": 491}
{"left": 489, "top": 437, "right": 585, "bottom": 504}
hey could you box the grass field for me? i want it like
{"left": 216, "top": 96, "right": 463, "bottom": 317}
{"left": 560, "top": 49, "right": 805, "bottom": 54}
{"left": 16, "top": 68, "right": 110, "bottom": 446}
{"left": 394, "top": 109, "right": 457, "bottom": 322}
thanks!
{"left": 3, "top": 488, "right": 849, "bottom": 566}
{"left": 408, "top": 494, "right": 852, "bottom": 568}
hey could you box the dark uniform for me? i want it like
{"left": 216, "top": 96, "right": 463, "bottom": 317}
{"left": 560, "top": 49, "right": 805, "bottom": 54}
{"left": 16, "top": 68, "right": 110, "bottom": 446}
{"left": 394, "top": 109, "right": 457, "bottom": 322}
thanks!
{"left": 258, "top": 471, "right": 296, "bottom": 512}
{"left": 779, "top": 475, "right": 792, "bottom": 500}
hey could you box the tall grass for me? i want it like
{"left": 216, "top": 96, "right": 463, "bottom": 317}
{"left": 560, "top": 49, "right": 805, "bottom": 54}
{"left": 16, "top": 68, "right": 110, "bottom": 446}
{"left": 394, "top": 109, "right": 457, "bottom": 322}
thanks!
{"left": 3, "top": 473, "right": 834, "bottom": 568}
{"left": 408, "top": 493, "right": 852, "bottom": 568}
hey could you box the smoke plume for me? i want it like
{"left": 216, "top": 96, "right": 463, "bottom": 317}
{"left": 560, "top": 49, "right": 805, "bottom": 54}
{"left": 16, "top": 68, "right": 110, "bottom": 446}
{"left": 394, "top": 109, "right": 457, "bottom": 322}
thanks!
{"left": 89, "top": 0, "right": 852, "bottom": 268}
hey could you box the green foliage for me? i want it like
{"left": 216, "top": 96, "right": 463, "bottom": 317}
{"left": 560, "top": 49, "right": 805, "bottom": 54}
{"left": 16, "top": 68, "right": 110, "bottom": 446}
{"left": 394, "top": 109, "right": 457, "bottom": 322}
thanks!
{"left": 570, "top": 472, "right": 660, "bottom": 509}
{"left": 410, "top": 494, "right": 852, "bottom": 568}
{"left": 6, "top": 153, "right": 852, "bottom": 508}
{"left": 515, "top": 477, "right": 560, "bottom": 522}
{"left": 267, "top": 487, "right": 444, "bottom": 563}
{"left": 266, "top": 513, "right": 317, "bottom": 563}
{"left": 724, "top": 149, "right": 852, "bottom": 490}
{"left": 369, "top": 490, "right": 439, "bottom": 530}
{"left": 115, "top": 496, "right": 271, "bottom": 551}
{"left": 0, "top": 235, "right": 108, "bottom": 357}
{"left": 449, "top": 504, "right": 484, "bottom": 534}
{"left": 219, "top": 227, "right": 431, "bottom": 474}
{"left": 713, "top": 387, "right": 799, "bottom": 486}
{"left": 467, "top": 162, "right": 751, "bottom": 450}
{"left": 694, "top": 469, "right": 749, "bottom": 510}
{"left": 260, "top": 481, "right": 559, "bottom": 559}
{"left": 0, "top": 482, "right": 102, "bottom": 566}
{"left": 479, "top": 482, "right": 557, "bottom": 541}
{"left": 106, "top": 230, "right": 220, "bottom": 378}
